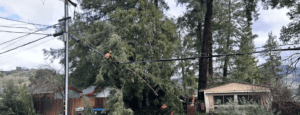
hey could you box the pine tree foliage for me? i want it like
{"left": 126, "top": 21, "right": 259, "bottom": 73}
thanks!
{"left": 105, "top": 88, "right": 133, "bottom": 115}
{"left": 277, "top": 0, "right": 300, "bottom": 44}
{"left": 44, "top": 0, "right": 185, "bottom": 114}
{"left": 271, "top": 0, "right": 300, "bottom": 75}
{"left": 212, "top": 0, "right": 244, "bottom": 78}
{"left": 260, "top": 32, "right": 283, "bottom": 86}
{"left": 230, "top": 23, "right": 263, "bottom": 84}
{"left": 82, "top": 96, "right": 98, "bottom": 115}
{"left": 177, "top": 0, "right": 205, "bottom": 54}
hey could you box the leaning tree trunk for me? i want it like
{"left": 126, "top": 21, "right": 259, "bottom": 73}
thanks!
{"left": 198, "top": 0, "right": 213, "bottom": 101}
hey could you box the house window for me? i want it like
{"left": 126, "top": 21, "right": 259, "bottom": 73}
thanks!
{"left": 238, "top": 95, "right": 260, "bottom": 105}
{"left": 214, "top": 95, "right": 234, "bottom": 105}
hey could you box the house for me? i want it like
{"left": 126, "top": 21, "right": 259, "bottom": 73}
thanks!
{"left": 75, "top": 86, "right": 110, "bottom": 115}
{"left": 31, "top": 85, "right": 82, "bottom": 115}
{"left": 200, "top": 82, "right": 273, "bottom": 113}
{"left": 29, "top": 77, "right": 82, "bottom": 115}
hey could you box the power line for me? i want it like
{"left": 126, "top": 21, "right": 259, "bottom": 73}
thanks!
{"left": 0, "top": 25, "right": 34, "bottom": 30}
{"left": 0, "top": 26, "right": 53, "bottom": 46}
{"left": 0, "top": 17, "right": 51, "bottom": 27}
{"left": 0, "top": 30, "right": 52, "bottom": 35}
{"left": 255, "top": 43, "right": 300, "bottom": 49}
{"left": 123, "top": 47, "right": 300, "bottom": 64}
{"left": 0, "top": 36, "right": 54, "bottom": 60}
{"left": 0, "top": 35, "right": 51, "bottom": 55}
{"left": 69, "top": 34, "right": 300, "bottom": 64}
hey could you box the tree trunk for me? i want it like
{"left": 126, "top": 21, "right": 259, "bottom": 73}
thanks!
{"left": 198, "top": 0, "right": 213, "bottom": 101}
{"left": 142, "top": 90, "right": 147, "bottom": 107}
{"left": 209, "top": 43, "right": 213, "bottom": 77}
{"left": 208, "top": 0, "right": 213, "bottom": 78}
{"left": 223, "top": 0, "right": 231, "bottom": 78}
{"left": 128, "top": 97, "right": 140, "bottom": 111}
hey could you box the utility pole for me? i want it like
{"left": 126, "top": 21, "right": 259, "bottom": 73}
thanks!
{"left": 56, "top": 0, "right": 76, "bottom": 115}
{"left": 64, "top": 0, "right": 69, "bottom": 114}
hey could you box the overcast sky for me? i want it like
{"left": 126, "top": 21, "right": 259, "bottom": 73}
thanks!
{"left": 0, "top": 0, "right": 297, "bottom": 71}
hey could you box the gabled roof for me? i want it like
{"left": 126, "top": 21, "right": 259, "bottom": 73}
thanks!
{"left": 81, "top": 86, "right": 101, "bottom": 96}
{"left": 201, "top": 81, "right": 274, "bottom": 91}
{"left": 32, "top": 78, "right": 82, "bottom": 94}
{"left": 82, "top": 86, "right": 97, "bottom": 94}
{"left": 58, "top": 86, "right": 82, "bottom": 93}
{"left": 95, "top": 87, "right": 110, "bottom": 98}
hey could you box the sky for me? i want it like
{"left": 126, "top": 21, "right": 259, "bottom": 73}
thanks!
{"left": 0, "top": 0, "right": 297, "bottom": 74}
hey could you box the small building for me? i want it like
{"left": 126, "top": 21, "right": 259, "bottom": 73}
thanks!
{"left": 75, "top": 86, "right": 110, "bottom": 115}
{"left": 201, "top": 82, "right": 273, "bottom": 113}
{"left": 31, "top": 86, "right": 82, "bottom": 115}
{"left": 29, "top": 77, "right": 83, "bottom": 115}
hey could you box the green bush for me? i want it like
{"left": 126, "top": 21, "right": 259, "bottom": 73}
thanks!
{"left": 134, "top": 106, "right": 161, "bottom": 115}
{"left": 215, "top": 98, "right": 273, "bottom": 115}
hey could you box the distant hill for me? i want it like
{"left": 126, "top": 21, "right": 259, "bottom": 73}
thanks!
{"left": 0, "top": 67, "right": 37, "bottom": 87}
{"left": 279, "top": 65, "right": 300, "bottom": 75}
{"left": 279, "top": 65, "right": 300, "bottom": 83}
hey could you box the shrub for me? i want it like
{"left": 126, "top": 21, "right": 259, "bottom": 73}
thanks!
{"left": 215, "top": 98, "right": 273, "bottom": 115}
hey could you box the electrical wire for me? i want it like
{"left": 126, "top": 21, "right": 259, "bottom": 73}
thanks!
{"left": 0, "top": 36, "right": 54, "bottom": 60}
{"left": 255, "top": 43, "right": 300, "bottom": 49}
{"left": 0, "top": 17, "right": 51, "bottom": 27}
{"left": 0, "top": 25, "right": 54, "bottom": 46}
{"left": 0, "top": 30, "right": 52, "bottom": 35}
{"left": 69, "top": 34, "right": 300, "bottom": 64}
{"left": 0, "top": 25, "right": 34, "bottom": 30}
{"left": 123, "top": 46, "right": 300, "bottom": 64}
{"left": 0, "top": 35, "right": 51, "bottom": 55}
{"left": 0, "top": 27, "right": 52, "bottom": 50}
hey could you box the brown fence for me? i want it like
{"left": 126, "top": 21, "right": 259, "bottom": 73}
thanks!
{"left": 33, "top": 97, "right": 108, "bottom": 115}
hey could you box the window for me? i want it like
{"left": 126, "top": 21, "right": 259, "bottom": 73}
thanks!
{"left": 238, "top": 95, "right": 260, "bottom": 105}
{"left": 214, "top": 96, "right": 223, "bottom": 105}
{"left": 249, "top": 95, "right": 260, "bottom": 103}
{"left": 224, "top": 95, "right": 234, "bottom": 103}
{"left": 214, "top": 95, "right": 234, "bottom": 105}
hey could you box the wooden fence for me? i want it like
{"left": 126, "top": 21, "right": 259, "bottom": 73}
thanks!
{"left": 33, "top": 97, "right": 107, "bottom": 115}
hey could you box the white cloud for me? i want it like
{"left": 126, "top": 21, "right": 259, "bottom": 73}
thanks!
{"left": 0, "top": 0, "right": 295, "bottom": 72}
{"left": 253, "top": 4, "right": 292, "bottom": 65}
{"left": 165, "top": 0, "right": 186, "bottom": 18}
{"left": 0, "top": 0, "right": 79, "bottom": 71}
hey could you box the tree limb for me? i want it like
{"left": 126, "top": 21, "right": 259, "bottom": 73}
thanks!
{"left": 126, "top": 67, "right": 159, "bottom": 96}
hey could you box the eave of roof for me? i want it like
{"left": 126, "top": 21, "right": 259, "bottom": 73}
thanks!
{"left": 201, "top": 81, "right": 274, "bottom": 91}
{"left": 84, "top": 86, "right": 101, "bottom": 96}
{"left": 57, "top": 86, "right": 82, "bottom": 93}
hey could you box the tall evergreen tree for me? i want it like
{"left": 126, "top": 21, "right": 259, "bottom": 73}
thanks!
{"left": 197, "top": 0, "right": 214, "bottom": 101}
{"left": 230, "top": 23, "right": 263, "bottom": 83}
{"left": 44, "top": 0, "right": 184, "bottom": 114}
{"left": 260, "top": 32, "right": 282, "bottom": 86}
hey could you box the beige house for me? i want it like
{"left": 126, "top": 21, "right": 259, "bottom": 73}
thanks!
{"left": 202, "top": 82, "right": 273, "bottom": 113}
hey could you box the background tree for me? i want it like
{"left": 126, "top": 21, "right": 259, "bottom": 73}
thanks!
{"left": 28, "top": 69, "right": 57, "bottom": 86}
{"left": 275, "top": 0, "right": 300, "bottom": 75}
{"left": 17, "top": 85, "right": 36, "bottom": 115}
{"left": 0, "top": 80, "right": 26, "bottom": 115}
{"left": 230, "top": 24, "right": 263, "bottom": 83}
{"left": 259, "top": 32, "right": 283, "bottom": 86}
{"left": 44, "top": 0, "right": 184, "bottom": 114}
